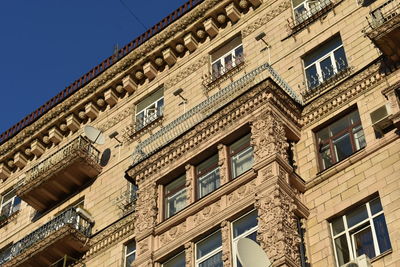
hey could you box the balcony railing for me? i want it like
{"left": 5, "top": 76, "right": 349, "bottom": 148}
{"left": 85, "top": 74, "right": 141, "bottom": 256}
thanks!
{"left": 18, "top": 135, "right": 102, "bottom": 211}
{"left": 0, "top": 207, "right": 93, "bottom": 266}
{"left": 135, "top": 109, "right": 164, "bottom": 132}
{"left": 131, "top": 62, "right": 302, "bottom": 165}
{"left": 367, "top": 0, "right": 399, "bottom": 29}
{"left": 115, "top": 187, "right": 137, "bottom": 215}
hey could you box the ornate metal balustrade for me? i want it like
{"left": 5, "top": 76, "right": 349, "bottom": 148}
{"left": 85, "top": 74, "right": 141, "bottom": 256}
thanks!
{"left": 0, "top": 208, "right": 93, "bottom": 266}
{"left": 366, "top": 0, "right": 399, "bottom": 29}
{"left": 132, "top": 63, "right": 302, "bottom": 165}
{"left": 18, "top": 136, "right": 102, "bottom": 211}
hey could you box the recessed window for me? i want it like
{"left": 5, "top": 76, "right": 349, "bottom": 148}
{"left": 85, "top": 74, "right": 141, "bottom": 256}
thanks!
{"left": 0, "top": 190, "right": 21, "bottom": 219}
{"left": 292, "top": 0, "right": 331, "bottom": 23}
{"left": 232, "top": 210, "right": 258, "bottom": 267}
{"left": 316, "top": 109, "right": 365, "bottom": 170}
{"left": 162, "top": 251, "right": 185, "bottom": 267}
{"left": 230, "top": 134, "right": 253, "bottom": 179}
{"left": 0, "top": 244, "right": 12, "bottom": 265}
{"left": 211, "top": 36, "right": 244, "bottom": 80}
{"left": 195, "top": 230, "right": 223, "bottom": 267}
{"left": 196, "top": 155, "right": 220, "bottom": 199}
{"left": 304, "top": 35, "right": 348, "bottom": 89}
{"left": 330, "top": 197, "right": 391, "bottom": 266}
{"left": 135, "top": 87, "right": 164, "bottom": 131}
{"left": 164, "top": 175, "right": 187, "bottom": 219}
{"left": 124, "top": 240, "right": 136, "bottom": 267}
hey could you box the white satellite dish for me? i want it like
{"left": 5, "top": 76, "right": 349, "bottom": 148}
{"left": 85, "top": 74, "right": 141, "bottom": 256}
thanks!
{"left": 236, "top": 238, "right": 272, "bottom": 267}
{"left": 84, "top": 125, "right": 105, "bottom": 145}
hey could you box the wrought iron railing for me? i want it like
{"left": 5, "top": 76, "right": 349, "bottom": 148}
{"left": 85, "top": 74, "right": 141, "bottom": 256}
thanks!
{"left": 293, "top": 0, "right": 332, "bottom": 25}
{"left": 0, "top": 208, "right": 93, "bottom": 265}
{"left": 135, "top": 109, "right": 164, "bottom": 132}
{"left": 115, "top": 187, "right": 137, "bottom": 215}
{"left": 366, "top": 0, "right": 399, "bottom": 29}
{"left": 23, "top": 136, "right": 100, "bottom": 186}
{"left": 131, "top": 63, "right": 302, "bottom": 165}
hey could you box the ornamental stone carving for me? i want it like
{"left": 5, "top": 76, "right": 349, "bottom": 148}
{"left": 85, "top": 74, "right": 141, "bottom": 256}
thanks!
{"left": 255, "top": 186, "right": 301, "bottom": 266}
{"left": 217, "top": 144, "right": 229, "bottom": 185}
{"left": 221, "top": 220, "right": 231, "bottom": 267}
{"left": 185, "top": 164, "right": 195, "bottom": 204}
{"left": 135, "top": 182, "right": 158, "bottom": 234}
{"left": 251, "top": 109, "right": 288, "bottom": 165}
{"left": 185, "top": 242, "right": 193, "bottom": 267}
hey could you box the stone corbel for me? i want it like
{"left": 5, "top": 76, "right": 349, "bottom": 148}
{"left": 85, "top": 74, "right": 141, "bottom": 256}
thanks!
{"left": 14, "top": 152, "right": 28, "bottom": 169}
{"left": 162, "top": 48, "right": 177, "bottom": 66}
{"left": 217, "top": 144, "right": 229, "bottom": 185}
{"left": 226, "top": 3, "right": 241, "bottom": 23}
{"left": 31, "top": 139, "right": 45, "bottom": 157}
{"left": 49, "top": 127, "right": 63, "bottom": 144}
{"left": 248, "top": 0, "right": 263, "bottom": 7}
{"left": 204, "top": 18, "right": 219, "bottom": 38}
{"left": 122, "top": 75, "right": 137, "bottom": 94}
{"left": 85, "top": 102, "right": 99, "bottom": 120}
{"left": 66, "top": 114, "right": 80, "bottom": 132}
{"left": 184, "top": 33, "right": 198, "bottom": 52}
{"left": 0, "top": 163, "right": 11, "bottom": 180}
{"left": 104, "top": 89, "right": 118, "bottom": 107}
{"left": 144, "top": 62, "right": 158, "bottom": 80}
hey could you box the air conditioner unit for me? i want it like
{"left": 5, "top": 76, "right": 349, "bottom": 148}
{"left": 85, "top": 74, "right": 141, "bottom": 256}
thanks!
{"left": 371, "top": 103, "right": 393, "bottom": 134}
{"left": 343, "top": 254, "right": 372, "bottom": 267}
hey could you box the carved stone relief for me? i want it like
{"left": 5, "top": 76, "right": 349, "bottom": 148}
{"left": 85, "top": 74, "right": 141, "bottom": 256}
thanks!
{"left": 185, "top": 242, "right": 193, "bottom": 267}
{"left": 221, "top": 220, "right": 231, "bottom": 267}
{"left": 135, "top": 182, "right": 158, "bottom": 234}
{"left": 159, "top": 222, "right": 187, "bottom": 247}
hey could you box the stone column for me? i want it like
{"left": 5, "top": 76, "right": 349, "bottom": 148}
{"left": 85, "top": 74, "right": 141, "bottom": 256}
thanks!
{"left": 217, "top": 144, "right": 229, "bottom": 185}
{"left": 250, "top": 109, "right": 301, "bottom": 267}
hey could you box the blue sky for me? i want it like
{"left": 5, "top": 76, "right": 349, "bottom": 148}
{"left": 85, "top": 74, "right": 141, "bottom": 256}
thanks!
{"left": 0, "top": 0, "right": 187, "bottom": 133}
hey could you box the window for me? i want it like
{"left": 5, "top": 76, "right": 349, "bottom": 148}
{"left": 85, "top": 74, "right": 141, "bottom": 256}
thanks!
{"left": 0, "top": 244, "right": 12, "bottom": 265}
{"left": 296, "top": 217, "right": 309, "bottom": 267}
{"left": 330, "top": 197, "right": 391, "bottom": 266}
{"left": 316, "top": 109, "right": 365, "bottom": 170}
{"left": 292, "top": 0, "right": 331, "bottom": 23}
{"left": 135, "top": 87, "right": 164, "bottom": 131}
{"left": 196, "top": 155, "right": 220, "bottom": 199}
{"left": 304, "top": 36, "right": 348, "bottom": 89}
{"left": 164, "top": 175, "right": 187, "bottom": 219}
{"left": 0, "top": 190, "right": 21, "bottom": 219}
{"left": 162, "top": 251, "right": 185, "bottom": 267}
{"left": 211, "top": 36, "right": 244, "bottom": 80}
{"left": 232, "top": 210, "right": 258, "bottom": 267}
{"left": 230, "top": 134, "right": 253, "bottom": 179}
{"left": 195, "top": 230, "right": 223, "bottom": 267}
{"left": 124, "top": 240, "right": 136, "bottom": 267}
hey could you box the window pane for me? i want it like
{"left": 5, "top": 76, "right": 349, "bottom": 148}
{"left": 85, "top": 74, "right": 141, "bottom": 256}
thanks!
{"left": 334, "top": 234, "right": 350, "bottom": 266}
{"left": 165, "top": 176, "right": 186, "bottom": 195}
{"left": 234, "top": 46, "right": 244, "bottom": 64}
{"left": 197, "top": 231, "right": 222, "bottom": 259}
{"left": 126, "top": 254, "right": 136, "bottom": 267}
{"left": 353, "top": 226, "right": 376, "bottom": 259}
{"left": 332, "top": 217, "right": 345, "bottom": 235}
{"left": 0, "top": 202, "right": 11, "bottom": 217}
{"left": 233, "top": 210, "right": 258, "bottom": 238}
{"left": 370, "top": 198, "right": 383, "bottom": 215}
{"left": 333, "top": 133, "right": 353, "bottom": 162}
{"left": 166, "top": 189, "right": 187, "bottom": 218}
{"left": 224, "top": 54, "right": 233, "bottom": 71}
{"left": 347, "top": 204, "right": 368, "bottom": 228}
{"left": 126, "top": 242, "right": 136, "bottom": 254}
{"left": 353, "top": 126, "right": 366, "bottom": 150}
{"left": 333, "top": 47, "right": 348, "bottom": 71}
{"left": 320, "top": 56, "right": 334, "bottom": 81}
{"left": 230, "top": 134, "right": 251, "bottom": 155}
{"left": 305, "top": 64, "right": 319, "bottom": 89}
{"left": 330, "top": 116, "right": 349, "bottom": 136}
{"left": 374, "top": 214, "right": 391, "bottom": 253}
{"left": 197, "top": 155, "right": 218, "bottom": 176}
{"left": 198, "top": 168, "right": 220, "bottom": 198}
{"left": 320, "top": 145, "right": 333, "bottom": 170}
{"left": 231, "top": 147, "right": 253, "bottom": 178}
{"left": 212, "top": 61, "right": 223, "bottom": 78}
{"left": 199, "top": 251, "right": 223, "bottom": 267}
{"left": 163, "top": 252, "right": 185, "bottom": 267}
{"left": 317, "top": 127, "right": 330, "bottom": 142}
{"left": 348, "top": 110, "right": 361, "bottom": 124}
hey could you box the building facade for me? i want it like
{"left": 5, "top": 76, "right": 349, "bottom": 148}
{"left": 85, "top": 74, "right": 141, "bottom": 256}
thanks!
{"left": 0, "top": 0, "right": 399, "bottom": 266}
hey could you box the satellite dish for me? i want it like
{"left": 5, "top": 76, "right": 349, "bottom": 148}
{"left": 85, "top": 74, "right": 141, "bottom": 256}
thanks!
{"left": 236, "top": 238, "right": 272, "bottom": 267}
{"left": 100, "top": 148, "right": 111, "bottom": 167}
{"left": 84, "top": 125, "right": 105, "bottom": 145}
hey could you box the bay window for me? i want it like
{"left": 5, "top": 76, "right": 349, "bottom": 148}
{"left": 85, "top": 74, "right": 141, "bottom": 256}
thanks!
{"left": 195, "top": 230, "right": 223, "bottom": 267}
{"left": 304, "top": 35, "right": 348, "bottom": 89}
{"left": 316, "top": 109, "right": 365, "bottom": 170}
{"left": 196, "top": 155, "right": 220, "bottom": 199}
{"left": 330, "top": 197, "right": 391, "bottom": 266}
{"left": 135, "top": 87, "right": 164, "bottom": 131}
{"left": 230, "top": 134, "right": 253, "bottom": 179}
{"left": 164, "top": 175, "right": 187, "bottom": 219}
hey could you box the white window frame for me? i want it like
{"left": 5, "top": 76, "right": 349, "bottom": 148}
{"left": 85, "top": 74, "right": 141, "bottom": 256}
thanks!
{"left": 292, "top": 0, "right": 331, "bottom": 23}
{"left": 0, "top": 190, "right": 21, "bottom": 218}
{"left": 211, "top": 44, "right": 244, "bottom": 79}
{"left": 124, "top": 240, "right": 136, "bottom": 267}
{"left": 231, "top": 210, "right": 258, "bottom": 267}
{"left": 304, "top": 37, "right": 348, "bottom": 89}
{"left": 135, "top": 96, "right": 164, "bottom": 130}
{"left": 195, "top": 230, "right": 223, "bottom": 267}
{"left": 330, "top": 198, "right": 391, "bottom": 266}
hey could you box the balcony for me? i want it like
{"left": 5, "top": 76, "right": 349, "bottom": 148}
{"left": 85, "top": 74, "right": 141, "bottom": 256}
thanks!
{"left": 17, "top": 136, "right": 102, "bottom": 211}
{"left": 0, "top": 207, "right": 93, "bottom": 267}
{"left": 365, "top": 0, "right": 400, "bottom": 62}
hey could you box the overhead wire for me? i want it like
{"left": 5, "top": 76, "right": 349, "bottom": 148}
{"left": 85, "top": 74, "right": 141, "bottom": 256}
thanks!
{"left": 118, "top": 0, "right": 147, "bottom": 30}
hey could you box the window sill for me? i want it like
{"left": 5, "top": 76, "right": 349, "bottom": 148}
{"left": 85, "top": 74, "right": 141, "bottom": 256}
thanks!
{"left": 302, "top": 66, "right": 353, "bottom": 103}
{"left": 371, "top": 249, "right": 392, "bottom": 263}
{"left": 0, "top": 210, "right": 20, "bottom": 228}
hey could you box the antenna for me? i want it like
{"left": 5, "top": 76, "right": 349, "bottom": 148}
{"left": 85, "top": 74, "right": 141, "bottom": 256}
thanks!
{"left": 236, "top": 238, "right": 272, "bottom": 267}
{"left": 84, "top": 125, "right": 105, "bottom": 145}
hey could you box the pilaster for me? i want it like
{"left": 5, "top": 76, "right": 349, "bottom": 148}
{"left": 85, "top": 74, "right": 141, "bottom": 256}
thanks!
{"left": 217, "top": 144, "right": 229, "bottom": 185}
